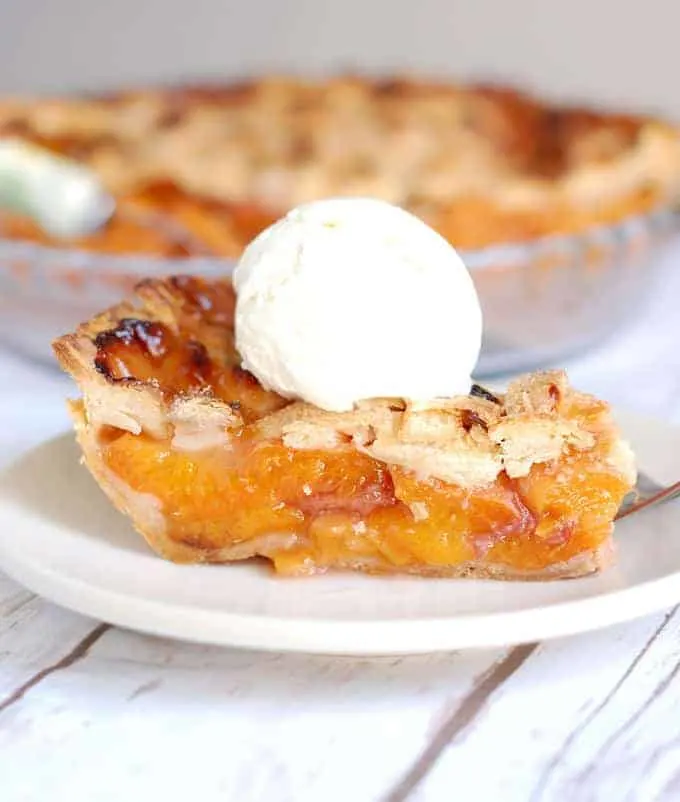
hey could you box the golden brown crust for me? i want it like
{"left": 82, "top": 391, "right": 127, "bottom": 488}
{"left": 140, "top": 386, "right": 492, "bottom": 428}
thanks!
{"left": 53, "top": 276, "right": 250, "bottom": 439}
{"left": 4, "top": 76, "right": 680, "bottom": 255}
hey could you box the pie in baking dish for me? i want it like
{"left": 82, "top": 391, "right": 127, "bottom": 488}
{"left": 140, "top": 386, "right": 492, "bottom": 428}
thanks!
{"left": 3, "top": 76, "right": 680, "bottom": 255}
{"left": 53, "top": 275, "right": 636, "bottom": 578}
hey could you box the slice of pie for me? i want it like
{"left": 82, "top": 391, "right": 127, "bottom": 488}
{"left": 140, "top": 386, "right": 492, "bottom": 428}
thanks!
{"left": 53, "top": 275, "right": 635, "bottom": 579}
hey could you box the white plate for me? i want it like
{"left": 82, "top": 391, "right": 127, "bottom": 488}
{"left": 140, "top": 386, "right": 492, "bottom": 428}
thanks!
{"left": 0, "top": 409, "right": 678, "bottom": 655}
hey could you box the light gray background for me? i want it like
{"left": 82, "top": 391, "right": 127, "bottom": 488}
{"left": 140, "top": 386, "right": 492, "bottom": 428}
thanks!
{"left": 0, "top": 0, "right": 677, "bottom": 116}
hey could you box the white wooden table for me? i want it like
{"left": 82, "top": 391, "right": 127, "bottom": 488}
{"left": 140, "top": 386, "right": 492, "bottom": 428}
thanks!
{"left": 1, "top": 246, "right": 680, "bottom": 802}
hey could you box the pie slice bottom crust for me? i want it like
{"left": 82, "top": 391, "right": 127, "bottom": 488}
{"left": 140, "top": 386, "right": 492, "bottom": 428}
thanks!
{"left": 53, "top": 276, "right": 636, "bottom": 579}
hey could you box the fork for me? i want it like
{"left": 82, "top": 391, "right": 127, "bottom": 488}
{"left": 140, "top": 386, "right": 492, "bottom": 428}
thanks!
{"left": 616, "top": 472, "right": 680, "bottom": 520}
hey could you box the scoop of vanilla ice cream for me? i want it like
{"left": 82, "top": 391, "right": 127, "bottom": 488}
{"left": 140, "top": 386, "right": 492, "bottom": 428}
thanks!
{"left": 233, "top": 198, "right": 482, "bottom": 412}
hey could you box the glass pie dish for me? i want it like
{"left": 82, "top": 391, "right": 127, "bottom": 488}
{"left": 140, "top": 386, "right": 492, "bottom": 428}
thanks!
{"left": 0, "top": 203, "right": 676, "bottom": 374}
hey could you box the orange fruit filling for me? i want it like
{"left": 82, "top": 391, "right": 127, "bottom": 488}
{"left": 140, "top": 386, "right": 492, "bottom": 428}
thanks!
{"left": 101, "top": 423, "right": 630, "bottom": 576}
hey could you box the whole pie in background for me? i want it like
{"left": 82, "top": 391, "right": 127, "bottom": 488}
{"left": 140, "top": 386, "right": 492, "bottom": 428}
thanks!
{"left": 2, "top": 76, "right": 680, "bottom": 255}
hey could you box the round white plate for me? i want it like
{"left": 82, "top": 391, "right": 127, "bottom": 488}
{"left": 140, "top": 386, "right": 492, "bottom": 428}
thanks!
{"left": 0, "top": 409, "right": 678, "bottom": 655}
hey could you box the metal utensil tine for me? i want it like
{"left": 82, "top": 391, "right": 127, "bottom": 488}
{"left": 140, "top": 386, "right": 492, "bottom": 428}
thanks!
{"left": 617, "top": 479, "right": 680, "bottom": 521}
